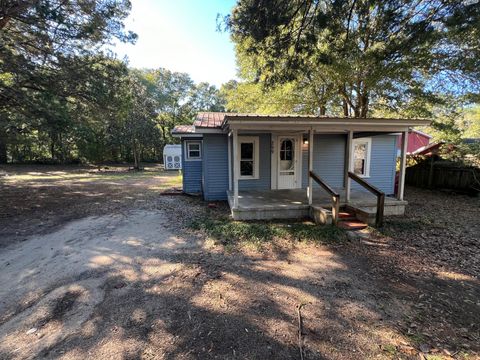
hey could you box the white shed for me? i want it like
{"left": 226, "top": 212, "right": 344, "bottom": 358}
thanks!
{"left": 163, "top": 144, "right": 182, "bottom": 170}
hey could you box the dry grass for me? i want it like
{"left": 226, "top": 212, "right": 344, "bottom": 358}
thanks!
{"left": 0, "top": 166, "right": 478, "bottom": 359}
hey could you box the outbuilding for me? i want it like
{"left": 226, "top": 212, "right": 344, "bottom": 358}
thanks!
{"left": 163, "top": 144, "right": 182, "bottom": 170}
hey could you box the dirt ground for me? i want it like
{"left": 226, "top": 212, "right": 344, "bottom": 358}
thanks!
{"left": 0, "top": 165, "right": 478, "bottom": 360}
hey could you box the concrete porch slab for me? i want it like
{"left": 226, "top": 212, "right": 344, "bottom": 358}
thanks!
{"left": 227, "top": 188, "right": 407, "bottom": 221}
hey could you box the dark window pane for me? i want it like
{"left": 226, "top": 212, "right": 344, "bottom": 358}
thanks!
{"left": 280, "top": 140, "right": 293, "bottom": 160}
{"left": 189, "top": 150, "right": 200, "bottom": 158}
{"left": 189, "top": 143, "right": 200, "bottom": 151}
{"left": 240, "top": 160, "right": 253, "bottom": 176}
{"left": 241, "top": 143, "right": 253, "bottom": 159}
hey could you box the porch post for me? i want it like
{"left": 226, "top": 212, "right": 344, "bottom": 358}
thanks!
{"left": 398, "top": 129, "right": 408, "bottom": 201}
{"left": 308, "top": 128, "right": 314, "bottom": 205}
{"left": 345, "top": 131, "right": 353, "bottom": 202}
{"left": 232, "top": 129, "right": 239, "bottom": 208}
{"left": 227, "top": 133, "right": 232, "bottom": 191}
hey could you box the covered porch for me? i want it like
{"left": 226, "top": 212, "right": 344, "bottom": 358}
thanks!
{"left": 227, "top": 188, "right": 407, "bottom": 222}
{"left": 224, "top": 114, "right": 429, "bottom": 225}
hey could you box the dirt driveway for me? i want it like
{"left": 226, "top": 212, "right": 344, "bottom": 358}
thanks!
{"left": 0, "top": 165, "right": 478, "bottom": 359}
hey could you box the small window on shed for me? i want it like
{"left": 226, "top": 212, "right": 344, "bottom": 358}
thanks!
{"left": 186, "top": 141, "right": 202, "bottom": 160}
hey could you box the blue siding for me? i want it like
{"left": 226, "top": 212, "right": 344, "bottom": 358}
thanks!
{"left": 301, "top": 134, "right": 346, "bottom": 188}
{"left": 184, "top": 132, "right": 397, "bottom": 199}
{"left": 203, "top": 134, "right": 229, "bottom": 200}
{"left": 300, "top": 134, "right": 397, "bottom": 194}
{"left": 202, "top": 133, "right": 271, "bottom": 200}
{"left": 181, "top": 138, "right": 203, "bottom": 194}
{"left": 239, "top": 133, "right": 271, "bottom": 191}
{"left": 351, "top": 135, "right": 397, "bottom": 194}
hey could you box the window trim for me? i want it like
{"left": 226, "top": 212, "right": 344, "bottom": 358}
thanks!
{"left": 351, "top": 137, "right": 372, "bottom": 178}
{"left": 184, "top": 140, "right": 202, "bottom": 161}
{"left": 237, "top": 136, "right": 260, "bottom": 180}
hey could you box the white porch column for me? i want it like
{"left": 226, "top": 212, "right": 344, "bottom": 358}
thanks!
{"left": 345, "top": 130, "right": 353, "bottom": 202}
{"left": 227, "top": 133, "right": 232, "bottom": 191}
{"left": 398, "top": 130, "right": 409, "bottom": 201}
{"left": 308, "top": 128, "right": 314, "bottom": 205}
{"left": 232, "top": 129, "right": 239, "bottom": 208}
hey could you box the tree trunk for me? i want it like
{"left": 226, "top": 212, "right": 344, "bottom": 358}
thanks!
{"left": 50, "top": 140, "right": 56, "bottom": 161}
{"left": 132, "top": 139, "right": 140, "bottom": 170}
{"left": 0, "top": 127, "right": 7, "bottom": 164}
{"left": 342, "top": 100, "right": 349, "bottom": 117}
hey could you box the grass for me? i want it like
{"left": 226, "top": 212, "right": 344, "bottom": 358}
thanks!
{"left": 1, "top": 168, "right": 182, "bottom": 188}
{"left": 190, "top": 215, "right": 347, "bottom": 248}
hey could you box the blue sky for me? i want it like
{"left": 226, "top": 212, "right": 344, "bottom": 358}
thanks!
{"left": 112, "top": 0, "right": 238, "bottom": 87}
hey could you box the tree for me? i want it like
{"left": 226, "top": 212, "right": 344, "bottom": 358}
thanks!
{"left": 122, "top": 77, "right": 158, "bottom": 170}
{"left": 135, "top": 68, "right": 226, "bottom": 149}
{"left": 226, "top": 0, "right": 480, "bottom": 118}
{"left": 0, "top": 0, "right": 135, "bottom": 162}
{"left": 463, "top": 105, "right": 480, "bottom": 139}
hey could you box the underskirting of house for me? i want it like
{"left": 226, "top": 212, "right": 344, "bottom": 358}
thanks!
{"left": 227, "top": 189, "right": 407, "bottom": 222}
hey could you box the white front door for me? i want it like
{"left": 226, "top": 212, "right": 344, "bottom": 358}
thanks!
{"left": 277, "top": 136, "right": 300, "bottom": 189}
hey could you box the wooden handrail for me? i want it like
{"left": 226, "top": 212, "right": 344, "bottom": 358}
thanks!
{"left": 348, "top": 171, "right": 385, "bottom": 227}
{"left": 309, "top": 171, "right": 340, "bottom": 225}
{"left": 309, "top": 171, "right": 339, "bottom": 197}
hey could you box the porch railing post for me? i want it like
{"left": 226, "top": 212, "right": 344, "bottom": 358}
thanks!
{"left": 345, "top": 130, "right": 353, "bottom": 202}
{"left": 228, "top": 133, "right": 232, "bottom": 191}
{"left": 232, "top": 129, "right": 239, "bottom": 208}
{"left": 398, "top": 129, "right": 408, "bottom": 201}
{"left": 376, "top": 193, "right": 385, "bottom": 227}
{"left": 308, "top": 128, "right": 314, "bottom": 205}
{"left": 332, "top": 195, "right": 339, "bottom": 225}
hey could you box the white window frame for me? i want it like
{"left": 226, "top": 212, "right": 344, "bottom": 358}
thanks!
{"left": 184, "top": 140, "right": 202, "bottom": 161}
{"left": 237, "top": 136, "right": 260, "bottom": 180}
{"left": 351, "top": 137, "right": 372, "bottom": 178}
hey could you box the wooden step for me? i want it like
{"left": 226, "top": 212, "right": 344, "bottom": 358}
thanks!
{"left": 339, "top": 211, "right": 356, "bottom": 221}
{"left": 337, "top": 220, "right": 368, "bottom": 230}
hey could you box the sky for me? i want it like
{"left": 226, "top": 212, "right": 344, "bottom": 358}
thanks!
{"left": 112, "top": 0, "right": 238, "bottom": 87}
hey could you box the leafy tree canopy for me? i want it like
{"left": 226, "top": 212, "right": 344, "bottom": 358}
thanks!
{"left": 226, "top": 0, "right": 480, "bottom": 118}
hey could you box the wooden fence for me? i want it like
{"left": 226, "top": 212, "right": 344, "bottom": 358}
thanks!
{"left": 406, "top": 160, "right": 480, "bottom": 195}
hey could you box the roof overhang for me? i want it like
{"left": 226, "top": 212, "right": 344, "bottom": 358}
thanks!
{"left": 171, "top": 133, "right": 204, "bottom": 138}
{"left": 223, "top": 115, "right": 430, "bottom": 133}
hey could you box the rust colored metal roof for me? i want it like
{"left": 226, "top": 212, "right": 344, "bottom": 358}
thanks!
{"left": 412, "top": 142, "right": 444, "bottom": 156}
{"left": 171, "top": 125, "right": 195, "bottom": 134}
{"left": 194, "top": 112, "right": 228, "bottom": 128}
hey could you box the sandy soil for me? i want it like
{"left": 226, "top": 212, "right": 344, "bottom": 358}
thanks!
{"left": 0, "top": 166, "right": 478, "bottom": 359}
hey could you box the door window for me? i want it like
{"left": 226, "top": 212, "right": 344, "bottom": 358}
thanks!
{"left": 279, "top": 139, "right": 295, "bottom": 172}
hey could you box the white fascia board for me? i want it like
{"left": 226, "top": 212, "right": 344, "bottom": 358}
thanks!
{"left": 194, "top": 128, "right": 225, "bottom": 134}
{"left": 227, "top": 124, "right": 411, "bottom": 133}
{"left": 172, "top": 133, "right": 204, "bottom": 138}
{"left": 227, "top": 118, "right": 430, "bottom": 127}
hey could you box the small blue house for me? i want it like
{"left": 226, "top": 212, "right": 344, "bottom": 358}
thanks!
{"left": 172, "top": 112, "right": 429, "bottom": 225}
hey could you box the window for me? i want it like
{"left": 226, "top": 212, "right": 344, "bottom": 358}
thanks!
{"left": 352, "top": 138, "right": 371, "bottom": 177}
{"left": 185, "top": 141, "right": 202, "bottom": 161}
{"left": 279, "top": 139, "right": 294, "bottom": 171}
{"left": 238, "top": 136, "right": 259, "bottom": 179}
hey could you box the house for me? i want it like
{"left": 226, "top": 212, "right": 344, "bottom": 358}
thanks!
{"left": 396, "top": 129, "right": 432, "bottom": 156}
{"left": 172, "top": 112, "right": 430, "bottom": 226}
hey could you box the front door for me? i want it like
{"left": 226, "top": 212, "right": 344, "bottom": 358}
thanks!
{"left": 277, "top": 136, "right": 299, "bottom": 189}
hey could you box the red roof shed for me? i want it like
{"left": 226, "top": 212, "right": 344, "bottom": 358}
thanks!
{"left": 397, "top": 129, "right": 432, "bottom": 155}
